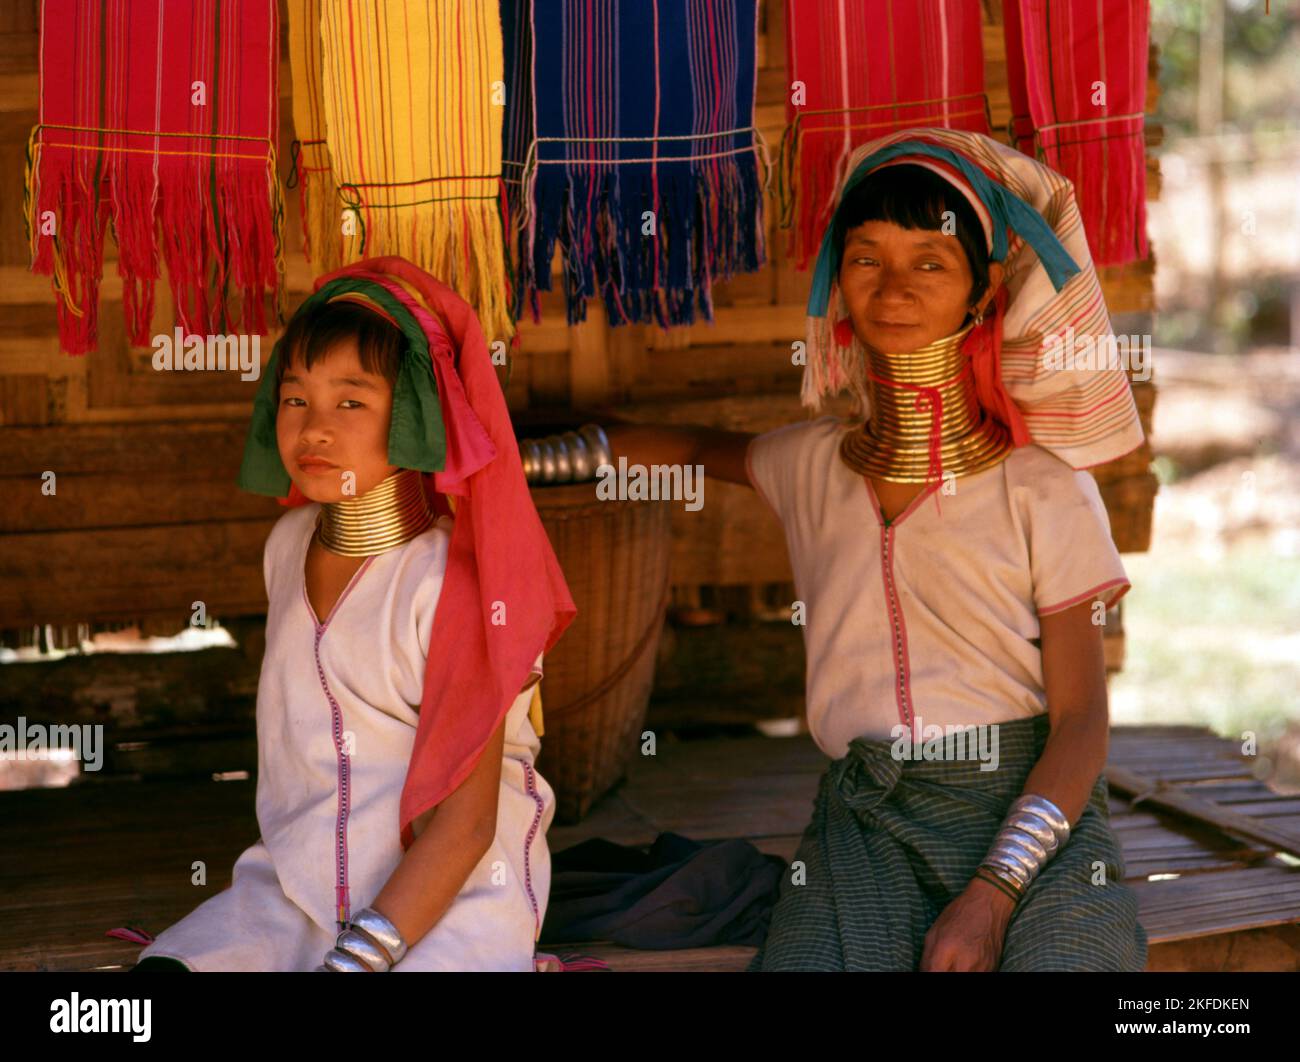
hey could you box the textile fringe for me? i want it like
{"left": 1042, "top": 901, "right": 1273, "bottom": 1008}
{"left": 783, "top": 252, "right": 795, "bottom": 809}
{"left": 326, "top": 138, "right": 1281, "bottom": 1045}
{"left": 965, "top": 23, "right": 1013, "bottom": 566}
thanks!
{"left": 779, "top": 127, "right": 857, "bottom": 274}
{"left": 801, "top": 291, "right": 870, "bottom": 417}
{"left": 293, "top": 144, "right": 345, "bottom": 271}
{"left": 24, "top": 135, "right": 284, "bottom": 354}
{"left": 520, "top": 148, "right": 765, "bottom": 330}
{"left": 339, "top": 189, "right": 515, "bottom": 348}
{"left": 1038, "top": 122, "right": 1147, "bottom": 267}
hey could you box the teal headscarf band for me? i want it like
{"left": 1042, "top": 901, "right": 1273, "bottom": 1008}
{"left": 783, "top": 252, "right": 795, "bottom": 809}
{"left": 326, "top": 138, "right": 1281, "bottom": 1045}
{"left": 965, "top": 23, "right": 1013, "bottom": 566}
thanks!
{"left": 806, "top": 140, "right": 1082, "bottom": 319}
{"left": 237, "top": 277, "right": 447, "bottom": 497}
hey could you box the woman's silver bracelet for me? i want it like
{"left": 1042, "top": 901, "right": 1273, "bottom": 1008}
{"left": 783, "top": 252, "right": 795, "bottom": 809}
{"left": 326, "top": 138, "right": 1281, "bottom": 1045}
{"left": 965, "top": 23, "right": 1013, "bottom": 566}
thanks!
{"left": 519, "top": 423, "right": 611, "bottom": 485}
{"left": 316, "top": 907, "right": 409, "bottom": 972}
{"left": 978, "top": 794, "right": 1071, "bottom": 896}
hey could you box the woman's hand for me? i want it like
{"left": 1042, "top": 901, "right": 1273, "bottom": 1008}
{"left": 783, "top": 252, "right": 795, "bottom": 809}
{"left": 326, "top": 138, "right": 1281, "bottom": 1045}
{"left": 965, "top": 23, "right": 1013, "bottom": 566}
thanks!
{"left": 919, "top": 875, "right": 1018, "bottom": 972}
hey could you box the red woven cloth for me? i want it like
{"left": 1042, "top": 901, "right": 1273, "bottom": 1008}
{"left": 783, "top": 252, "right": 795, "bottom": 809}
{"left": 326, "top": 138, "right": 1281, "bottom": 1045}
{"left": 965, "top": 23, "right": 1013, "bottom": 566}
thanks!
{"left": 1003, "top": 0, "right": 1149, "bottom": 267}
{"left": 279, "top": 257, "right": 577, "bottom": 852}
{"left": 781, "top": 0, "right": 988, "bottom": 269}
{"left": 27, "top": 0, "right": 282, "bottom": 354}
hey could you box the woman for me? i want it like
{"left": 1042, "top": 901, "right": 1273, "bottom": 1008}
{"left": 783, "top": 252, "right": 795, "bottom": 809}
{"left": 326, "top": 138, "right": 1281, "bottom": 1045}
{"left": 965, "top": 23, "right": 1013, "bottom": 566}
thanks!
{"left": 606, "top": 128, "right": 1148, "bottom": 971}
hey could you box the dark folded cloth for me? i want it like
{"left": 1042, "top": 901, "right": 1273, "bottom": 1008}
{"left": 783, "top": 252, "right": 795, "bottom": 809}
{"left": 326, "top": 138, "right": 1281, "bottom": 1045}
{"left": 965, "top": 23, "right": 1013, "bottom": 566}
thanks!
{"left": 539, "top": 832, "right": 785, "bottom": 950}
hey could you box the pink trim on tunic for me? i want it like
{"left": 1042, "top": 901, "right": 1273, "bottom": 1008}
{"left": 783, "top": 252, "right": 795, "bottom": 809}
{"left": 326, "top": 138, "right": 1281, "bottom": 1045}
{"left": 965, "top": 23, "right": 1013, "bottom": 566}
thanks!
{"left": 302, "top": 550, "right": 377, "bottom": 929}
{"left": 865, "top": 478, "right": 943, "bottom": 740}
{"left": 1038, "top": 577, "right": 1131, "bottom": 616}
{"left": 521, "top": 760, "right": 545, "bottom": 942}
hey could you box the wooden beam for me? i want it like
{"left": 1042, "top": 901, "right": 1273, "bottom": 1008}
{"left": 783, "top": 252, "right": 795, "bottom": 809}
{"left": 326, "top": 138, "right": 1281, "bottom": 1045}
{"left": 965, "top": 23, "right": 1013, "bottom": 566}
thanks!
{"left": 1108, "top": 764, "right": 1300, "bottom": 861}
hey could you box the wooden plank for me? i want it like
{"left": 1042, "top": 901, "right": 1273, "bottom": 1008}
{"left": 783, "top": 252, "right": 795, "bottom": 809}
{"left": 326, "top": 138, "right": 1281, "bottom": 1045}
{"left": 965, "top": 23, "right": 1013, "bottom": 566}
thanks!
{"left": 560, "top": 942, "right": 755, "bottom": 972}
{"left": 2, "top": 412, "right": 266, "bottom": 482}
{"left": 1108, "top": 764, "right": 1300, "bottom": 860}
{"left": 0, "top": 518, "right": 274, "bottom": 626}
{"left": 1133, "top": 866, "right": 1300, "bottom": 942}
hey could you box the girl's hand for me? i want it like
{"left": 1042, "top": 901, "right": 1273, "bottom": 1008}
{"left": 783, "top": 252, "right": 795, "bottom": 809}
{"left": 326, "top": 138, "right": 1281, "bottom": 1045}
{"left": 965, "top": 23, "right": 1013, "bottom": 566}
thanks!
{"left": 919, "top": 876, "right": 1017, "bottom": 972}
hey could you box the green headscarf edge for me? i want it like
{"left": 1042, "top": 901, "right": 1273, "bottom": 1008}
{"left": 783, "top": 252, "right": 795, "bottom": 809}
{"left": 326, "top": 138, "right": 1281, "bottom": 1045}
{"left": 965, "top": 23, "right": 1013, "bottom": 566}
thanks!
{"left": 236, "top": 277, "right": 447, "bottom": 498}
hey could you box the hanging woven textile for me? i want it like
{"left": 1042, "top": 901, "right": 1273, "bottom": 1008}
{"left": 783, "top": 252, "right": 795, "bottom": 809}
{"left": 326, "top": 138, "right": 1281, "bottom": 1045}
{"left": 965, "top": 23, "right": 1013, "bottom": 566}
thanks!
{"left": 509, "top": 0, "right": 767, "bottom": 329}
{"left": 1003, "top": 0, "right": 1149, "bottom": 267}
{"left": 316, "top": 0, "right": 514, "bottom": 344}
{"left": 24, "top": 0, "right": 284, "bottom": 355}
{"left": 780, "top": 0, "right": 989, "bottom": 271}
{"left": 286, "top": 0, "right": 343, "bottom": 272}
{"left": 500, "top": 0, "right": 534, "bottom": 322}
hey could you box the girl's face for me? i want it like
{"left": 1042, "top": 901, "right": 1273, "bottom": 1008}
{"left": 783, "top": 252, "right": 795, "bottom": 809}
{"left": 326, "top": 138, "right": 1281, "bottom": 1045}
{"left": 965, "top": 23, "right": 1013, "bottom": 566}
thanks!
{"left": 838, "top": 219, "right": 997, "bottom": 357}
{"left": 275, "top": 337, "right": 398, "bottom": 504}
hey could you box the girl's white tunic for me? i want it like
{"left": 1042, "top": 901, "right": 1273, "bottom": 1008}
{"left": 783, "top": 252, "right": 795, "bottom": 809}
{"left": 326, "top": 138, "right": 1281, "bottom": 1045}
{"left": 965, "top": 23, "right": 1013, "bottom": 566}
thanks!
{"left": 139, "top": 504, "right": 555, "bottom": 972}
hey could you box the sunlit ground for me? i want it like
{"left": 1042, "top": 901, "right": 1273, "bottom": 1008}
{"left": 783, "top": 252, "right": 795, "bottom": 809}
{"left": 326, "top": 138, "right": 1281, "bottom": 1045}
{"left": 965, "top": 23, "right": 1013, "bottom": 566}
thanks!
{"left": 1109, "top": 355, "right": 1300, "bottom": 788}
{"left": 1113, "top": 537, "right": 1300, "bottom": 744}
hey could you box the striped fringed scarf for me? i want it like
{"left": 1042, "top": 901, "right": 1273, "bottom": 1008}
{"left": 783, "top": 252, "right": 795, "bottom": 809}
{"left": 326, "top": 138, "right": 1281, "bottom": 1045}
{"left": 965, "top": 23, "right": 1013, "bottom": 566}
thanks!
{"left": 315, "top": 0, "right": 514, "bottom": 344}
{"left": 500, "top": 0, "right": 533, "bottom": 320}
{"left": 24, "top": 0, "right": 283, "bottom": 355}
{"left": 780, "top": 0, "right": 989, "bottom": 271}
{"left": 1003, "top": 0, "right": 1150, "bottom": 267}
{"left": 286, "top": 0, "right": 343, "bottom": 272}
{"left": 508, "top": 0, "right": 767, "bottom": 329}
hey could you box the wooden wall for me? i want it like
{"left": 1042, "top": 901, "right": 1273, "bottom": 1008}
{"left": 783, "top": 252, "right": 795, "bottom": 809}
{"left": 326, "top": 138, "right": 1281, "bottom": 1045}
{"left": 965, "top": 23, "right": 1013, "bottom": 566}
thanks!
{"left": 0, "top": 0, "right": 1158, "bottom": 645}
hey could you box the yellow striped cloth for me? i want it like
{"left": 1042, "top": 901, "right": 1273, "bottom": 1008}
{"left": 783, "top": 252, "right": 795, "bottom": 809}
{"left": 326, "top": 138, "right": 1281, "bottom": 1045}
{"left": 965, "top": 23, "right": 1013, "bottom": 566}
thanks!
{"left": 287, "top": 0, "right": 343, "bottom": 272}
{"left": 292, "top": 0, "right": 513, "bottom": 343}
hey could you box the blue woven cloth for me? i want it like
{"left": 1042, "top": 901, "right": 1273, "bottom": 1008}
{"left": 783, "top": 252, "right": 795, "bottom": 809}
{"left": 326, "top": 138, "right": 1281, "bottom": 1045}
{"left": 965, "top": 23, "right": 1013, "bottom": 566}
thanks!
{"left": 504, "top": 0, "right": 765, "bottom": 328}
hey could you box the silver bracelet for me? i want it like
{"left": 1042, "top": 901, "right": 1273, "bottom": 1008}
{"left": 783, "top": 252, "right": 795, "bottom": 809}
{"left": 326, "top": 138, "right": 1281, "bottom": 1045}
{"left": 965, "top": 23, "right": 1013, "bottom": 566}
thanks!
{"left": 316, "top": 907, "right": 409, "bottom": 972}
{"left": 520, "top": 423, "right": 611, "bottom": 485}
{"left": 979, "top": 794, "right": 1071, "bottom": 895}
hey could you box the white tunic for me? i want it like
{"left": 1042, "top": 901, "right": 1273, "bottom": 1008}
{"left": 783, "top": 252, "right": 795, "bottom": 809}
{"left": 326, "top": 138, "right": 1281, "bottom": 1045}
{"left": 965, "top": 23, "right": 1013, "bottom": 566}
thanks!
{"left": 139, "top": 503, "right": 555, "bottom": 971}
{"left": 747, "top": 416, "right": 1131, "bottom": 759}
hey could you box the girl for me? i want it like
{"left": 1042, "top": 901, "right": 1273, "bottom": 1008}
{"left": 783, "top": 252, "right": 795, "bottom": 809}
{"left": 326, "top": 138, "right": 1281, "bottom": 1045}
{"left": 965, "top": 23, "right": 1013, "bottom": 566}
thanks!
{"left": 606, "top": 128, "right": 1148, "bottom": 971}
{"left": 133, "top": 257, "right": 575, "bottom": 972}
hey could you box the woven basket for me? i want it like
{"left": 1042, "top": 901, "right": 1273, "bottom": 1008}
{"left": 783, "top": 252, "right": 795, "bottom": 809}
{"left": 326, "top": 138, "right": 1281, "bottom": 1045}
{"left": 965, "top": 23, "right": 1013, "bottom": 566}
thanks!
{"left": 532, "top": 482, "right": 672, "bottom": 823}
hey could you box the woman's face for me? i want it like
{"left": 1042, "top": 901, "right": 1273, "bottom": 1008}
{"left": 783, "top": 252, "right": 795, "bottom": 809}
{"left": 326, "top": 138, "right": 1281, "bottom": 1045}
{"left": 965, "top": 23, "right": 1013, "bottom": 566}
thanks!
{"left": 275, "top": 337, "right": 398, "bottom": 503}
{"left": 838, "top": 219, "right": 993, "bottom": 356}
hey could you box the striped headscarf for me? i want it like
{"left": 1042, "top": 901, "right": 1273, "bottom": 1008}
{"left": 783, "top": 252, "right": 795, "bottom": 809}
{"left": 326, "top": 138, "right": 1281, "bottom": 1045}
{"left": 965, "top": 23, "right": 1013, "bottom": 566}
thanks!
{"left": 25, "top": 0, "right": 284, "bottom": 355}
{"left": 302, "top": 0, "right": 515, "bottom": 344}
{"left": 506, "top": 0, "right": 767, "bottom": 329}
{"left": 804, "top": 127, "right": 1144, "bottom": 472}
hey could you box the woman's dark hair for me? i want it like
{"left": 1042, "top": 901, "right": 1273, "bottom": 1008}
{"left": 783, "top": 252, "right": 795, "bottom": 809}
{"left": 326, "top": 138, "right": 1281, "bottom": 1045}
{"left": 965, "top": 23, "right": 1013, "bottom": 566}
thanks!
{"left": 833, "top": 164, "right": 991, "bottom": 307}
{"left": 274, "top": 299, "right": 406, "bottom": 391}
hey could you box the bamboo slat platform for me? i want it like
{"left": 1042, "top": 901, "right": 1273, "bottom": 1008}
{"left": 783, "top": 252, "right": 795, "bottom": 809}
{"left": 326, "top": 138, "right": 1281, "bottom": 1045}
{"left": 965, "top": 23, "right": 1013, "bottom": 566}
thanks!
{"left": 2, "top": 725, "right": 1298, "bottom": 972}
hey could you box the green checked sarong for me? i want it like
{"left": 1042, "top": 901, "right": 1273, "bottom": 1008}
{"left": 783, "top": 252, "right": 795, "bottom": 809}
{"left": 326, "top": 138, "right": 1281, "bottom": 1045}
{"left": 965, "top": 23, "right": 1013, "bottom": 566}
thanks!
{"left": 750, "top": 715, "right": 1148, "bottom": 971}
